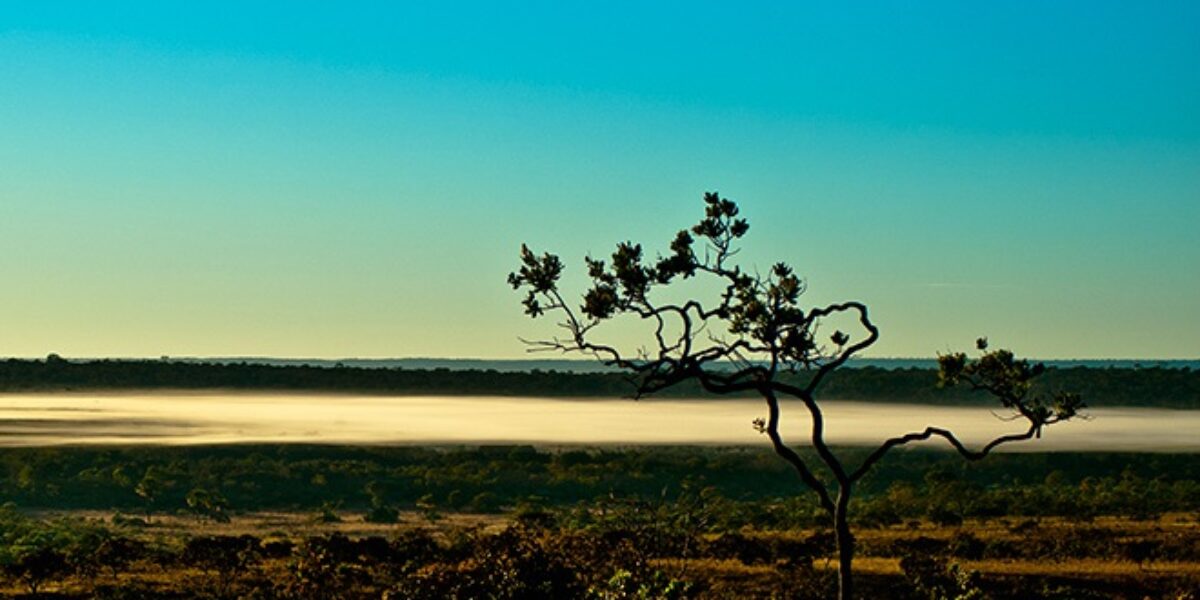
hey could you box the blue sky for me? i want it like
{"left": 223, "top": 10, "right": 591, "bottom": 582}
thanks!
{"left": 1, "top": 2, "right": 1197, "bottom": 359}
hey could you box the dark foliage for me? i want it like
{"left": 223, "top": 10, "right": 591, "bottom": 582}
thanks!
{"left": 0, "top": 445, "right": 1196, "bottom": 522}
{"left": 180, "top": 534, "right": 262, "bottom": 596}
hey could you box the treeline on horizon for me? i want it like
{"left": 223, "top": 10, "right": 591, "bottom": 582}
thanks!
{"left": 0, "top": 355, "right": 1197, "bottom": 408}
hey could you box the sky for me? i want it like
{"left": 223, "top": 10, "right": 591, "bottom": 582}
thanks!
{"left": 1, "top": 2, "right": 1197, "bottom": 360}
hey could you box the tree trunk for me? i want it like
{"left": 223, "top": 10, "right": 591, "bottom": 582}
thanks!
{"left": 834, "top": 489, "right": 854, "bottom": 600}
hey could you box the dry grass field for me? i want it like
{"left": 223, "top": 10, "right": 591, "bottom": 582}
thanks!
{"left": 2, "top": 510, "right": 1196, "bottom": 598}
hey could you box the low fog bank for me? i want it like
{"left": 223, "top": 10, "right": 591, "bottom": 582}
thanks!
{"left": 0, "top": 393, "right": 1196, "bottom": 451}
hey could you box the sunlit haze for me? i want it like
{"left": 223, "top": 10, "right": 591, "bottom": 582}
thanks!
{"left": 2, "top": 392, "right": 1196, "bottom": 451}
{"left": 2, "top": 3, "right": 1197, "bottom": 359}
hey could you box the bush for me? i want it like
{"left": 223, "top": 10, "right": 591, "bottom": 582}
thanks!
{"left": 365, "top": 504, "right": 400, "bottom": 524}
{"left": 180, "top": 535, "right": 262, "bottom": 596}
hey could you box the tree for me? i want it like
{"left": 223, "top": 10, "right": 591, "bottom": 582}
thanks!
{"left": 364, "top": 481, "right": 400, "bottom": 524}
{"left": 134, "top": 467, "right": 166, "bottom": 524}
{"left": 3, "top": 545, "right": 69, "bottom": 596}
{"left": 185, "top": 487, "right": 232, "bottom": 523}
{"left": 94, "top": 536, "right": 147, "bottom": 583}
{"left": 509, "top": 192, "right": 1084, "bottom": 600}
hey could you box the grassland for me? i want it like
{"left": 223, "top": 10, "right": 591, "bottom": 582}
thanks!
{"left": 1, "top": 444, "right": 1196, "bottom": 598}
{"left": 1, "top": 507, "right": 1197, "bottom": 599}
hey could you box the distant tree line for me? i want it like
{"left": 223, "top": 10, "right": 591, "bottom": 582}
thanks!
{"left": 1, "top": 357, "right": 1197, "bottom": 407}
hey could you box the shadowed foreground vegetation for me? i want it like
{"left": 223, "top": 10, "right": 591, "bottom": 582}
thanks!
{"left": 0, "top": 445, "right": 1197, "bottom": 598}
{"left": 2, "top": 357, "right": 1198, "bottom": 407}
{"left": 2, "top": 507, "right": 1198, "bottom": 599}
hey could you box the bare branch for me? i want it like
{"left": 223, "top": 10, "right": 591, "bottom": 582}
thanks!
{"left": 850, "top": 421, "right": 1042, "bottom": 482}
{"left": 803, "top": 302, "right": 880, "bottom": 396}
{"left": 757, "top": 387, "right": 835, "bottom": 513}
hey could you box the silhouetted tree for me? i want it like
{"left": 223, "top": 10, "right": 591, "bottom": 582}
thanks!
{"left": 509, "top": 192, "right": 1084, "bottom": 600}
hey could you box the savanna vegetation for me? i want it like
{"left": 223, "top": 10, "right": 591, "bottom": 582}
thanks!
{"left": 2, "top": 445, "right": 1199, "bottom": 521}
{"left": 0, "top": 445, "right": 1197, "bottom": 599}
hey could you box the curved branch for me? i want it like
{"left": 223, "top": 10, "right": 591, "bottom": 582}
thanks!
{"left": 798, "top": 392, "right": 851, "bottom": 487}
{"left": 763, "top": 379, "right": 851, "bottom": 487}
{"left": 804, "top": 302, "right": 880, "bottom": 396}
{"left": 849, "top": 421, "right": 1041, "bottom": 482}
{"left": 759, "top": 387, "right": 835, "bottom": 513}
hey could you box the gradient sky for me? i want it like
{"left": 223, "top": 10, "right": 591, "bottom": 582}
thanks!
{"left": 1, "top": 2, "right": 1197, "bottom": 360}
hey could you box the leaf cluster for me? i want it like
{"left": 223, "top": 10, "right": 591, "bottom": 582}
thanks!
{"left": 508, "top": 192, "right": 872, "bottom": 387}
{"left": 938, "top": 338, "right": 1085, "bottom": 431}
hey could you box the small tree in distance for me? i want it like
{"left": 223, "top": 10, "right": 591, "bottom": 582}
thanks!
{"left": 509, "top": 192, "right": 1084, "bottom": 600}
